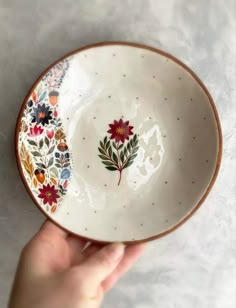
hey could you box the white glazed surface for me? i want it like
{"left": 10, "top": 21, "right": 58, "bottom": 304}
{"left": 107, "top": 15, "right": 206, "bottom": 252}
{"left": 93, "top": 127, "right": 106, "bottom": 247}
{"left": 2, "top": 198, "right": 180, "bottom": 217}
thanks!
{"left": 17, "top": 44, "right": 220, "bottom": 242}
{"left": 1, "top": 2, "right": 235, "bottom": 308}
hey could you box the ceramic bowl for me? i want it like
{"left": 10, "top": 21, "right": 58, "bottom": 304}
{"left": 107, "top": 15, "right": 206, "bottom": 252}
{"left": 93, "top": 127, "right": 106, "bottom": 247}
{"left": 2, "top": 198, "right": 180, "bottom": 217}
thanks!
{"left": 15, "top": 42, "right": 222, "bottom": 244}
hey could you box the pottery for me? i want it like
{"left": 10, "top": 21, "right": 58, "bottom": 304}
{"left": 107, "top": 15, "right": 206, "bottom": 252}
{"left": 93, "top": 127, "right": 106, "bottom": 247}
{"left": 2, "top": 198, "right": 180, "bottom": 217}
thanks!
{"left": 15, "top": 42, "right": 222, "bottom": 244}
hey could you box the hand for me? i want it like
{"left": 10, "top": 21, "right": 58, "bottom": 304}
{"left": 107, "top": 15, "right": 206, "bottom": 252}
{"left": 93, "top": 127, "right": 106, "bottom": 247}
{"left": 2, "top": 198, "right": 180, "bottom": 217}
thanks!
{"left": 8, "top": 220, "right": 146, "bottom": 308}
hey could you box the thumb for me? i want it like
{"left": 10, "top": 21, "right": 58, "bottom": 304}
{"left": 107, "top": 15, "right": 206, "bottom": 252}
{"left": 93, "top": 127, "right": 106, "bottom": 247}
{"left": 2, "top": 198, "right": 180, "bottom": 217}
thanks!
{"left": 78, "top": 243, "right": 125, "bottom": 288}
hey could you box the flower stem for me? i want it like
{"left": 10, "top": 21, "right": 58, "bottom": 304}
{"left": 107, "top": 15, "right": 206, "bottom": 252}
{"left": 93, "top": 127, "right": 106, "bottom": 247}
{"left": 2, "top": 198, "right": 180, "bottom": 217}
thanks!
{"left": 116, "top": 141, "right": 121, "bottom": 168}
{"left": 118, "top": 170, "right": 122, "bottom": 186}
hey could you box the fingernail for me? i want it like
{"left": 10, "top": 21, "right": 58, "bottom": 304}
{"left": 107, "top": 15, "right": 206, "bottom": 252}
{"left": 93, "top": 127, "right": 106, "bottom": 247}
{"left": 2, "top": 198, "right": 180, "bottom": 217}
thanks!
{"left": 107, "top": 243, "right": 125, "bottom": 262}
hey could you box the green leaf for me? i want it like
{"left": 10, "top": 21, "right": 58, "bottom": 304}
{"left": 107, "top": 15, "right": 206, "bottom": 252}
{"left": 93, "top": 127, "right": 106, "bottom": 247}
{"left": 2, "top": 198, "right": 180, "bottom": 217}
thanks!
{"left": 63, "top": 163, "right": 70, "bottom": 168}
{"left": 123, "top": 160, "right": 134, "bottom": 169}
{"left": 118, "top": 144, "right": 123, "bottom": 150}
{"left": 55, "top": 163, "right": 61, "bottom": 168}
{"left": 134, "top": 139, "right": 139, "bottom": 147}
{"left": 99, "top": 154, "right": 109, "bottom": 160}
{"left": 36, "top": 163, "right": 47, "bottom": 169}
{"left": 39, "top": 91, "right": 47, "bottom": 102}
{"left": 130, "top": 154, "right": 138, "bottom": 160}
{"left": 39, "top": 139, "right": 44, "bottom": 149}
{"left": 108, "top": 146, "right": 112, "bottom": 157}
{"left": 45, "top": 136, "right": 49, "bottom": 147}
{"left": 47, "top": 157, "right": 54, "bottom": 168}
{"left": 112, "top": 152, "right": 118, "bottom": 164}
{"left": 106, "top": 166, "right": 118, "bottom": 171}
{"left": 104, "top": 136, "right": 108, "bottom": 144}
{"left": 49, "top": 167, "right": 59, "bottom": 178}
{"left": 100, "top": 141, "right": 104, "bottom": 149}
{"left": 127, "top": 142, "right": 131, "bottom": 153}
{"left": 106, "top": 140, "right": 110, "bottom": 149}
{"left": 48, "top": 145, "right": 55, "bottom": 154}
{"left": 120, "top": 151, "right": 124, "bottom": 163}
{"left": 27, "top": 140, "right": 37, "bottom": 147}
{"left": 31, "top": 151, "right": 41, "bottom": 157}
{"left": 124, "top": 147, "right": 128, "bottom": 157}
{"left": 133, "top": 134, "right": 137, "bottom": 142}
{"left": 36, "top": 82, "right": 43, "bottom": 96}
{"left": 132, "top": 146, "right": 139, "bottom": 154}
{"left": 59, "top": 184, "right": 66, "bottom": 195}
{"left": 112, "top": 142, "right": 117, "bottom": 149}
{"left": 102, "top": 161, "right": 115, "bottom": 166}
{"left": 98, "top": 147, "right": 106, "bottom": 155}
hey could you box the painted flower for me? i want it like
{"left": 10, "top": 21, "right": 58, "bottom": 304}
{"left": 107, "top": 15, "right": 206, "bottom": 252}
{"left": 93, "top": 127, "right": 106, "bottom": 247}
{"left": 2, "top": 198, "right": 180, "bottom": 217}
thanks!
{"left": 38, "top": 184, "right": 59, "bottom": 205}
{"left": 54, "top": 110, "right": 58, "bottom": 117}
{"left": 28, "top": 124, "right": 44, "bottom": 137}
{"left": 31, "top": 103, "right": 52, "bottom": 126}
{"left": 46, "top": 129, "right": 55, "bottom": 139}
{"left": 63, "top": 180, "right": 68, "bottom": 189}
{"left": 107, "top": 119, "right": 134, "bottom": 143}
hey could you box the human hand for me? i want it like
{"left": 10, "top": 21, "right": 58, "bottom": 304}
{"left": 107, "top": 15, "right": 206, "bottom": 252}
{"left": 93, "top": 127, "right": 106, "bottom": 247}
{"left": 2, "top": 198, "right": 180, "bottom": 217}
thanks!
{"left": 8, "top": 220, "right": 146, "bottom": 308}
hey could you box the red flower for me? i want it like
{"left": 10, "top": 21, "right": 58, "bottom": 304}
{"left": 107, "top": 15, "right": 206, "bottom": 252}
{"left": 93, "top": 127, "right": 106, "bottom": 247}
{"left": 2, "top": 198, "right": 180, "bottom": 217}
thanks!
{"left": 107, "top": 119, "right": 133, "bottom": 143}
{"left": 46, "top": 129, "right": 55, "bottom": 139}
{"left": 28, "top": 125, "right": 44, "bottom": 137}
{"left": 38, "top": 184, "right": 59, "bottom": 205}
{"left": 54, "top": 110, "right": 58, "bottom": 117}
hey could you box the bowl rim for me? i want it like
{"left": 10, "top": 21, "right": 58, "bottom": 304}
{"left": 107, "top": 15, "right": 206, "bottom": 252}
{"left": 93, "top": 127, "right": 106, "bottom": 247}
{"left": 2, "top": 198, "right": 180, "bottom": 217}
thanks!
{"left": 15, "top": 41, "right": 223, "bottom": 245}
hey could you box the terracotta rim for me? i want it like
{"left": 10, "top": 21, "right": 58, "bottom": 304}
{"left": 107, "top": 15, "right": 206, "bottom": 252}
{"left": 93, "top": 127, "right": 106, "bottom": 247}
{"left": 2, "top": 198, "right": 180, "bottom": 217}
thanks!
{"left": 15, "top": 41, "right": 223, "bottom": 245}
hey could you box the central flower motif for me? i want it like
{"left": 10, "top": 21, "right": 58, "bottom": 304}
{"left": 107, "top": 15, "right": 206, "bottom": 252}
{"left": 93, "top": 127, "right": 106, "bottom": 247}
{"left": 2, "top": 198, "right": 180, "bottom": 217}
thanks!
{"left": 38, "top": 184, "right": 59, "bottom": 205}
{"left": 99, "top": 118, "right": 138, "bottom": 185}
{"left": 31, "top": 103, "right": 52, "bottom": 126}
{"left": 107, "top": 119, "right": 133, "bottom": 143}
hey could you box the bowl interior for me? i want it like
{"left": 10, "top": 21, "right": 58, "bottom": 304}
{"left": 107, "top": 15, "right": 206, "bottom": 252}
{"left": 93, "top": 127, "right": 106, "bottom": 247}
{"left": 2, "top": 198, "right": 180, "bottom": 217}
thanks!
{"left": 16, "top": 44, "right": 221, "bottom": 243}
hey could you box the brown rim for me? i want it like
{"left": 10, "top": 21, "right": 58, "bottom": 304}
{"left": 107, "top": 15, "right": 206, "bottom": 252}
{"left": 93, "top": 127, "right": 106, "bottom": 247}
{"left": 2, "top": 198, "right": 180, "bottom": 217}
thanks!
{"left": 15, "top": 41, "right": 223, "bottom": 245}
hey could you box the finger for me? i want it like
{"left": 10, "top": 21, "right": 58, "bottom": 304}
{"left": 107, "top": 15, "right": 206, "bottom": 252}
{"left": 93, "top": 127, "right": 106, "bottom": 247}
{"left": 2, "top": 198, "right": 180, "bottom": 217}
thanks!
{"left": 38, "top": 220, "right": 68, "bottom": 239}
{"left": 82, "top": 243, "right": 103, "bottom": 258}
{"left": 102, "top": 243, "right": 146, "bottom": 292}
{"left": 67, "top": 235, "right": 87, "bottom": 265}
{"left": 78, "top": 243, "right": 125, "bottom": 288}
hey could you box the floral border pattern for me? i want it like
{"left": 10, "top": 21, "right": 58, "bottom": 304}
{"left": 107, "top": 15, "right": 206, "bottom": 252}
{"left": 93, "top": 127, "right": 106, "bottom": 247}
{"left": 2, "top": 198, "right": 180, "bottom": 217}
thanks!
{"left": 18, "top": 58, "right": 72, "bottom": 214}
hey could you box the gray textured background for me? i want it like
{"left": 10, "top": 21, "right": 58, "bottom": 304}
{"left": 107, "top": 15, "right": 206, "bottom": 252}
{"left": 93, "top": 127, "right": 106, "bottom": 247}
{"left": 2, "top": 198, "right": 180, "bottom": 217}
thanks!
{"left": 0, "top": 1, "right": 235, "bottom": 307}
